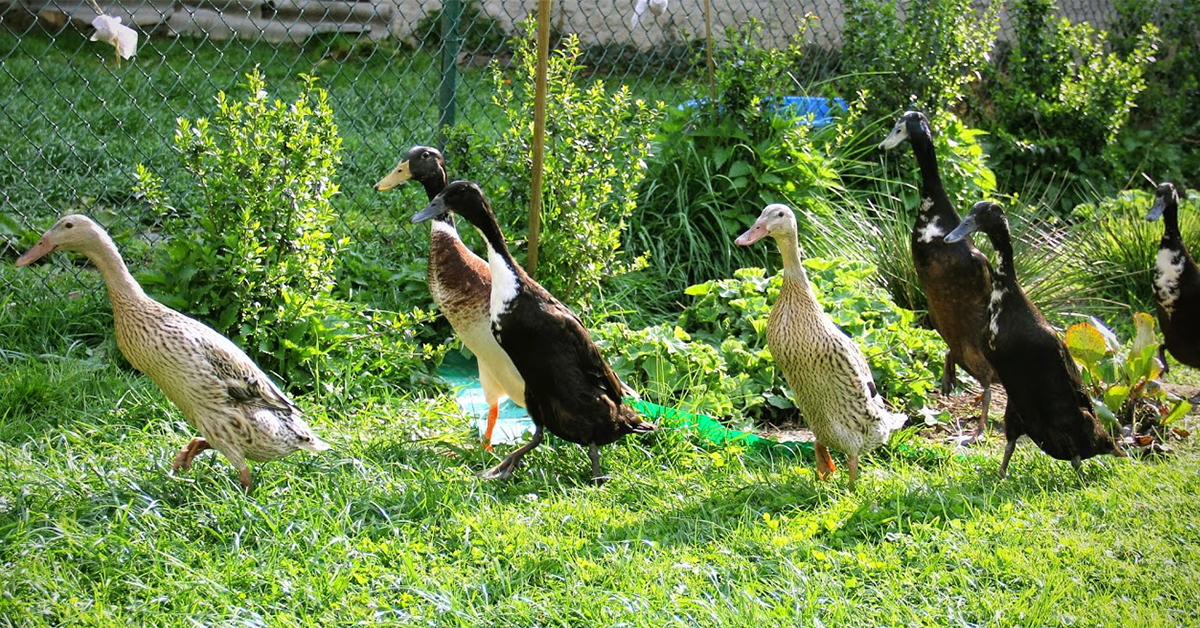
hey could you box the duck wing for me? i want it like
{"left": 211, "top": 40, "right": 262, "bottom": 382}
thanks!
{"left": 195, "top": 328, "right": 298, "bottom": 416}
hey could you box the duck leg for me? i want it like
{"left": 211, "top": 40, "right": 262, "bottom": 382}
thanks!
{"left": 998, "top": 437, "right": 1018, "bottom": 478}
{"left": 814, "top": 442, "right": 836, "bottom": 480}
{"left": 171, "top": 437, "right": 212, "bottom": 472}
{"left": 482, "top": 424, "right": 544, "bottom": 480}
{"left": 1158, "top": 344, "right": 1170, "bottom": 376}
{"left": 482, "top": 404, "right": 499, "bottom": 452}
{"left": 847, "top": 454, "right": 859, "bottom": 491}
{"left": 588, "top": 444, "right": 610, "bottom": 486}
{"left": 941, "top": 352, "right": 957, "bottom": 393}
{"left": 238, "top": 467, "right": 253, "bottom": 493}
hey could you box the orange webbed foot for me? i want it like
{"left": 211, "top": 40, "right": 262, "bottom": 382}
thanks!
{"left": 482, "top": 404, "right": 499, "bottom": 452}
{"left": 815, "top": 442, "right": 836, "bottom": 480}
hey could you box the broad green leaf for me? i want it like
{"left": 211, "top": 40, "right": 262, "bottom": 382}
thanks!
{"left": 1131, "top": 312, "right": 1158, "bottom": 356}
{"left": 1103, "top": 384, "right": 1130, "bottom": 412}
{"left": 1163, "top": 400, "right": 1192, "bottom": 426}
{"left": 1065, "top": 322, "right": 1107, "bottom": 370}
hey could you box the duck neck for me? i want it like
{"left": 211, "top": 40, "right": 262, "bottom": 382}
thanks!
{"left": 774, "top": 232, "right": 820, "bottom": 308}
{"left": 472, "top": 211, "right": 526, "bottom": 288}
{"left": 987, "top": 225, "right": 1018, "bottom": 288}
{"left": 910, "top": 133, "right": 954, "bottom": 222}
{"left": 1162, "top": 200, "right": 1182, "bottom": 242}
{"left": 421, "top": 176, "right": 456, "bottom": 228}
{"left": 81, "top": 234, "right": 146, "bottom": 307}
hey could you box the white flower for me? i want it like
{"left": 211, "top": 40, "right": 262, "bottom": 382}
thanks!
{"left": 91, "top": 14, "right": 138, "bottom": 60}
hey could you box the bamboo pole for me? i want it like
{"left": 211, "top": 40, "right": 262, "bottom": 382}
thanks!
{"left": 704, "top": 0, "right": 716, "bottom": 102}
{"left": 526, "top": 0, "right": 551, "bottom": 278}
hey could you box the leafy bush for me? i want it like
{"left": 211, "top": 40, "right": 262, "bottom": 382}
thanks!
{"left": 624, "top": 21, "right": 869, "bottom": 315}
{"left": 134, "top": 70, "right": 443, "bottom": 388}
{"left": 1066, "top": 314, "right": 1191, "bottom": 453}
{"left": 1069, "top": 188, "right": 1200, "bottom": 315}
{"left": 839, "top": 0, "right": 998, "bottom": 119}
{"left": 446, "top": 17, "right": 660, "bottom": 307}
{"left": 596, "top": 259, "right": 945, "bottom": 426}
{"left": 983, "top": 0, "right": 1159, "bottom": 212}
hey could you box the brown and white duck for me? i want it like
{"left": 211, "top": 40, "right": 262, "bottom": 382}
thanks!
{"left": 944, "top": 202, "right": 1124, "bottom": 476}
{"left": 16, "top": 215, "right": 330, "bottom": 491}
{"left": 376, "top": 146, "right": 525, "bottom": 450}
{"left": 736, "top": 203, "right": 908, "bottom": 489}
{"left": 1145, "top": 182, "right": 1200, "bottom": 372}
{"left": 411, "top": 181, "right": 656, "bottom": 483}
{"left": 881, "top": 111, "right": 998, "bottom": 437}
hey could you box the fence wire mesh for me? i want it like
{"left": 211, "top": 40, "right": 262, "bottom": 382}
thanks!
{"left": 1, "top": 0, "right": 1120, "bottom": 302}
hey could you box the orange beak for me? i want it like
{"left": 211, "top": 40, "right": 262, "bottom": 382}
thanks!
{"left": 15, "top": 236, "right": 55, "bottom": 267}
{"left": 735, "top": 221, "right": 770, "bottom": 246}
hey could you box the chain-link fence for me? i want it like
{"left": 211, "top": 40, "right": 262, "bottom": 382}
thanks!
{"left": 0, "top": 0, "right": 1120, "bottom": 301}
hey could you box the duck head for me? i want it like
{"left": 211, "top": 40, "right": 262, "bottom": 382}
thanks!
{"left": 944, "top": 201, "right": 1006, "bottom": 243}
{"left": 1145, "top": 182, "right": 1179, "bottom": 222}
{"left": 375, "top": 145, "right": 446, "bottom": 191}
{"left": 879, "top": 110, "right": 932, "bottom": 150}
{"left": 735, "top": 203, "right": 797, "bottom": 246}
{"left": 16, "top": 214, "right": 107, "bottom": 267}
{"left": 411, "top": 180, "right": 493, "bottom": 229}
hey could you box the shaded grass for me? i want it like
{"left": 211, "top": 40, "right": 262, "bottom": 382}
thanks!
{"left": 1, "top": 353, "right": 1198, "bottom": 626}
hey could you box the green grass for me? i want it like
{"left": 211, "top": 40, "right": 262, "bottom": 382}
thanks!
{"left": 2, "top": 348, "right": 1199, "bottom": 626}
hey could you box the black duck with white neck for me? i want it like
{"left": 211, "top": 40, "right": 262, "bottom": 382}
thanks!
{"left": 945, "top": 201, "right": 1124, "bottom": 476}
{"left": 411, "top": 180, "right": 655, "bottom": 482}
{"left": 1145, "top": 182, "right": 1200, "bottom": 371}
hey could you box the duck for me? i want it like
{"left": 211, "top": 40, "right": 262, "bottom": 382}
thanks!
{"left": 16, "top": 215, "right": 330, "bottom": 491}
{"left": 375, "top": 145, "right": 525, "bottom": 450}
{"left": 735, "top": 203, "right": 908, "bottom": 489}
{"left": 880, "top": 110, "right": 998, "bottom": 437}
{"left": 1144, "top": 182, "right": 1200, "bottom": 372}
{"left": 411, "top": 180, "right": 656, "bottom": 483}
{"left": 944, "top": 201, "right": 1124, "bottom": 476}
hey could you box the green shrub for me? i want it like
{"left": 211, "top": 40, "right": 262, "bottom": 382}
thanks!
{"left": 596, "top": 259, "right": 945, "bottom": 426}
{"left": 839, "top": 0, "right": 998, "bottom": 120}
{"left": 134, "top": 70, "right": 443, "bottom": 389}
{"left": 447, "top": 17, "right": 660, "bottom": 306}
{"left": 983, "top": 0, "right": 1159, "bottom": 212}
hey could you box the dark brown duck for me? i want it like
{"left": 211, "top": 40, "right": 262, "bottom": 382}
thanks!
{"left": 945, "top": 202, "right": 1124, "bottom": 476}
{"left": 880, "top": 110, "right": 998, "bottom": 435}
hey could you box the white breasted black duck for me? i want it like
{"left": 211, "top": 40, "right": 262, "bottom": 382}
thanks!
{"left": 1145, "top": 182, "right": 1200, "bottom": 372}
{"left": 376, "top": 146, "right": 525, "bottom": 449}
{"left": 736, "top": 203, "right": 908, "bottom": 489}
{"left": 881, "top": 111, "right": 998, "bottom": 438}
{"left": 411, "top": 181, "right": 655, "bottom": 483}
{"left": 944, "top": 202, "right": 1124, "bottom": 476}
{"left": 17, "top": 215, "right": 330, "bottom": 491}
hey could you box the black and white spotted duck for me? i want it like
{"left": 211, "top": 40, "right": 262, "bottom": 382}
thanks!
{"left": 881, "top": 111, "right": 998, "bottom": 437}
{"left": 944, "top": 202, "right": 1124, "bottom": 476}
{"left": 736, "top": 203, "right": 908, "bottom": 490}
{"left": 376, "top": 146, "right": 525, "bottom": 450}
{"left": 1144, "top": 182, "right": 1200, "bottom": 372}
{"left": 16, "top": 215, "right": 330, "bottom": 491}
{"left": 411, "top": 181, "right": 656, "bottom": 482}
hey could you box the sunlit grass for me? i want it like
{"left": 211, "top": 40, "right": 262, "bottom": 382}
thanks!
{"left": 1, "top": 350, "right": 1198, "bottom": 626}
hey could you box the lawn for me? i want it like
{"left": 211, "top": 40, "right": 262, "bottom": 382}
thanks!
{"left": 2, "top": 267, "right": 1199, "bottom": 626}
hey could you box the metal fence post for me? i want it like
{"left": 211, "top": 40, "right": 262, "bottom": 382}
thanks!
{"left": 437, "top": 0, "right": 463, "bottom": 145}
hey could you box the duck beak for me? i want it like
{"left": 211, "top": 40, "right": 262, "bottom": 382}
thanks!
{"left": 15, "top": 235, "right": 55, "bottom": 267}
{"left": 375, "top": 159, "right": 412, "bottom": 191}
{"left": 943, "top": 216, "right": 977, "bottom": 244}
{"left": 1145, "top": 197, "right": 1166, "bottom": 222}
{"left": 735, "top": 220, "right": 770, "bottom": 246}
{"left": 411, "top": 196, "right": 447, "bottom": 224}
{"left": 879, "top": 120, "right": 908, "bottom": 150}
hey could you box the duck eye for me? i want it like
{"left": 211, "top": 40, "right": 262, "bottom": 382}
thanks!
{"left": 65, "top": 222, "right": 74, "bottom": 229}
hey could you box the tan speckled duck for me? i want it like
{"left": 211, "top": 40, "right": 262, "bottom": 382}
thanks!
{"left": 16, "top": 215, "right": 330, "bottom": 491}
{"left": 376, "top": 146, "right": 525, "bottom": 450}
{"left": 736, "top": 204, "right": 908, "bottom": 489}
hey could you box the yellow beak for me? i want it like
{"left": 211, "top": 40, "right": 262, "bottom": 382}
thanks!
{"left": 374, "top": 159, "right": 413, "bottom": 191}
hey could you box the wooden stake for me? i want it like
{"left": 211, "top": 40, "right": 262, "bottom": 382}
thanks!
{"left": 704, "top": 0, "right": 716, "bottom": 102}
{"left": 527, "top": 0, "right": 552, "bottom": 278}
